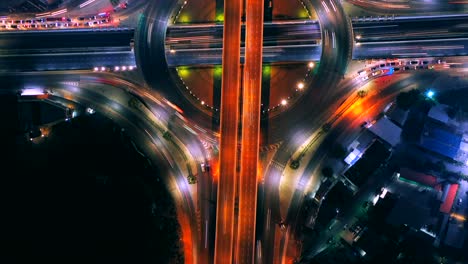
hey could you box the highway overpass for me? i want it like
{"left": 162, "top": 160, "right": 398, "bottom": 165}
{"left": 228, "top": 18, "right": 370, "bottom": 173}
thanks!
{"left": 0, "top": 28, "right": 135, "bottom": 72}
{"left": 0, "top": 14, "right": 467, "bottom": 71}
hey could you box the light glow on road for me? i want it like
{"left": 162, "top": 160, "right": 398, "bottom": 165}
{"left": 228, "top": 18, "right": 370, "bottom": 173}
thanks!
{"left": 451, "top": 213, "right": 466, "bottom": 221}
{"left": 380, "top": 188, "right": 388, "bottom": 198}
{"left": 21, "top": 88, "right": 45, "bottom": 96}
{"left": 51, "top": 9, "right": 67, "bottom": 16}
{"left": 79, "top": 0, "right": 96, "bottom": 8}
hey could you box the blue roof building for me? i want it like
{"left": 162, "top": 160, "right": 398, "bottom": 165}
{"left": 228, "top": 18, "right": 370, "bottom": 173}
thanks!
{"left": 420, "top": 121, "right": 461, "bottom": 160}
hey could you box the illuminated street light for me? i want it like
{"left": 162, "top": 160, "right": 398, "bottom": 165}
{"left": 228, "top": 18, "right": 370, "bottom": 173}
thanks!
{"left": 122, "top": 66, "right": 127, "bottom": 71}
{"left": 281, "top": 99, "right": 287, "bottom": 106}
{"left": 356, "top": 35, "right": 361, "bottom": 40}
{"left": 114, "top": 66, "right": 120, "bottom": 71}
{"left": 201, "top": 101, "right": 205, "bottom": 105}
{"left": 308, "top": 62, "right": 315, "bottom": 68}
{"left": 170, "top": 49, "right": 176, "bottom": 54}
{"left": 93, "top": 67, "right": 98, "bottom": 71}
{"left": 297, "top": 82, "right": 305, "bottom": 89}
{"left": 426, "top": 90, "right": 435, "bottom": 98}
{"left": 129, "top": 66, "right": 134, "bottom": 70}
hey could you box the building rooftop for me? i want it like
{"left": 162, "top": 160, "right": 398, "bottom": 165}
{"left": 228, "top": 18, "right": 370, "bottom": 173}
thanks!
{"left": 428, "top": 104, "right": 450, "bottom": 124}
{"left": 399, "top": 167, "right": 440, "bottom": 190}
{"left": 368, "top": 117, "right": 402, "bottom": 147}
{"left": 386, "top": 198, "right": 433, "bottom": 230}
{"left": 444, "top": 222, "right": 465, "bottom": 248}
{"left": 344, "top": 140, "right": 391, "bottom": 187}
{"left": 386, "top": 105, "right": 408, "bottom": 127}
{"left": 439, "top": 183, "right": 459, "bottom": 214}
{"left": 420, "top": 121, "right": 462, "bottom": 160}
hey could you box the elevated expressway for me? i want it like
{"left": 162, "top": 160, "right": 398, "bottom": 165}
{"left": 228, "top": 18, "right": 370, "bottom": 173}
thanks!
{"left": 214, "top": 0, "right": 242, "bottom": 263}
{"left": 1, "top": 14, "right": 467, "bottom": 71}
{"left": 0, "top": 28, "right": 136, "bottom": 72}
{"left": 166, "top": 13, "right": 468, "bottom": 65}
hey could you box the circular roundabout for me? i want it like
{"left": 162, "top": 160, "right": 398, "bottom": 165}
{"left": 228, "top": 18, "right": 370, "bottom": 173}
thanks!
{"left": 135, "top": 0, "right": 353, "bottom": 144}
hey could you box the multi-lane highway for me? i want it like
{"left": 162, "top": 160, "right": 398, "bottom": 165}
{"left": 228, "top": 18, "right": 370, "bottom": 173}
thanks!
{"left": 0, "top": 28, "right": 135, "bottom": 71}
{"left": 236, "top": 0, "right": 264, "bottom": 262}
{"left": 166, "top": 14, "right": 468, "bottom": 49}
{"left": 1, "top": 14, "right": 467, "bottom": 72}
{"left": 213, "top": 0, "right": 242, "bottom": 263}
{"left": 165, "top": 14, "right": 468, "bottom": 65}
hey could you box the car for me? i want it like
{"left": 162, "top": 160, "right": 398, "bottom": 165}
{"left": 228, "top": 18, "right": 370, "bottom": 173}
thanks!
{"left": 379, "top": 63, "right": 385, "bottom": 67}
{"left": 394, "top": 67, "right": 400, "bottom": 71}
{"left": 10, "top": 24, "right": 17, "bottom": 28}
{"left": 410, "top": 60, "right": 419, "bottom": 65}
{"left": 78, "top": 17, "right": 85, "bottom": 21}
{"left": 422, "top": 61, "right": 429, "bottom": 65}
{"left": 403, "top": 66, "right": 410, "bottom": 70}
{"left": 279, "top": 222, "right": 286, "bottom": 230}
{"left": 371, "top": 67, "right": 377, "bottom": 71}
{"left": 372, "top": 70, "right": 382, "bottom": 76}
{"left": 390, "top": 62, "right": 396, "bottom": 66}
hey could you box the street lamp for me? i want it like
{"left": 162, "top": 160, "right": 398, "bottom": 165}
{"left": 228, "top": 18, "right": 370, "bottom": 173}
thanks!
{"left": 297, "top": 82, "right": 304, "bottom": 89}
{"left": 281, "top": 99, "right": 287, "bottom": 106}
{"left": 308, "top": 62, "right": 315, "bottom": 68}
{"left": 426, "top": 90, "right": 435, "bottom": 99}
